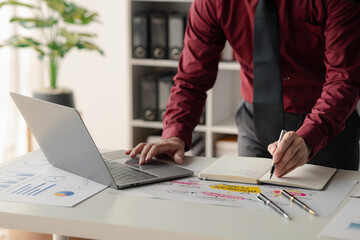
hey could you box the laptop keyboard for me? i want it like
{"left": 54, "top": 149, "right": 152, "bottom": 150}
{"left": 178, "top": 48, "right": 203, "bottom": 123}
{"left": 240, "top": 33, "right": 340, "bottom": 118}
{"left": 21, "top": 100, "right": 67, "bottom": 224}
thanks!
{"left": 104, "top": 159, "right": 158, "bottom": 184}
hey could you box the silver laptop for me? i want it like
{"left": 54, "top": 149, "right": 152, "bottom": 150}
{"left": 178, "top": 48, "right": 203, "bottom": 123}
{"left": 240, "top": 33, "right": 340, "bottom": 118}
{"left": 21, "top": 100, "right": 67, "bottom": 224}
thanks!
{"left": 10, "top": 92, "right": 193, "bottom": 189}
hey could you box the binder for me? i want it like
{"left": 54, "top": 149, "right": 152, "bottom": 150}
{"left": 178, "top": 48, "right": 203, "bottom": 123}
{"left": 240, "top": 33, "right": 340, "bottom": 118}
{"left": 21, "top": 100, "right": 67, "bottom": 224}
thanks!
{"left": 168, "top": 14, "right": 185, "bottom": 60}
{"left": 141, "top": 75, "right": 158, "bottom": 121}
{"left": 157, "top": 74, "right": 174, "bottom": 120}
{"left": 132, "top": 14, "right": 149, "bottom": 58}
{"left": 150, "top": 13, "right": 168, "bottom": 59}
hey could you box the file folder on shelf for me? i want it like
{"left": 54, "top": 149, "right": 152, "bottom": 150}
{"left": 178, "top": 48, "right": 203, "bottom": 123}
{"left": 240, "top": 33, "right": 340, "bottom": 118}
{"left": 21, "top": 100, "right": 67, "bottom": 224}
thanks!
{"left": 132, "top": 14, "right": 149, "bottom": 59}
{"left": 157, "top": 74, "right": 174, "bottom": 121}
{"left": 141, "top": 75, "right": 158, "bottom": 121}
{"left": 150, "top": 13, "right": 168, "bottom": 59}
{"left": 168, "top": 14, "right": 185, "bottom": 60}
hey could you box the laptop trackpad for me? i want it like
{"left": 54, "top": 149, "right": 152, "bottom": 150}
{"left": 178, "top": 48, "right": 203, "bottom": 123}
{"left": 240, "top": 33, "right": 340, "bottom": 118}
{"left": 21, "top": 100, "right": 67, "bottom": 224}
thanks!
{"left": 115, "top": 158, "right": 167, "bottom": 170}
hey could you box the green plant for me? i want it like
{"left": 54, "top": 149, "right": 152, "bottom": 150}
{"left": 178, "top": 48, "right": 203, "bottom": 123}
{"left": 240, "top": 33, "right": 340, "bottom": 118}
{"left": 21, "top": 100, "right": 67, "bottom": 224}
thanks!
{"left": 0, "top": 0, "right": 104, "bottom": 89}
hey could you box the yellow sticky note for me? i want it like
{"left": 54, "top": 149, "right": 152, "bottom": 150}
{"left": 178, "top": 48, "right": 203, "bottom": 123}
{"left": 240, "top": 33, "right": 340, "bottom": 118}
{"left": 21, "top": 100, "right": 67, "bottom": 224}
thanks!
{"left": 210, "top": 184, "right": 261, "bottom": 193}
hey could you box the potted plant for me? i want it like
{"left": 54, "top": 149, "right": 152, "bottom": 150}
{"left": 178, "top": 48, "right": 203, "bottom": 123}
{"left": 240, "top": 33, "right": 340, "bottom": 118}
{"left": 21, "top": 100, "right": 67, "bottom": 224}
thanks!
{"left": 0, "top": 0, "right": 104, "bottom": 107}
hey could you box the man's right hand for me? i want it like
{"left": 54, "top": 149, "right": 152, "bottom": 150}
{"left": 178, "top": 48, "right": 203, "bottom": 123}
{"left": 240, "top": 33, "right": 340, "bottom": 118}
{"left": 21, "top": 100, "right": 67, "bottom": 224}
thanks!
{"left": 124, "top": 137, "right": 186, "bottom": 165}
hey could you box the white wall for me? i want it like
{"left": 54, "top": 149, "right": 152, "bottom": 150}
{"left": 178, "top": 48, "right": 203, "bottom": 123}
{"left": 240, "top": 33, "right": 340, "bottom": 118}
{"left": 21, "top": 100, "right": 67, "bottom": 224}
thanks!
{"left": 58, "top": 0, "right": 130, "bottom": 150}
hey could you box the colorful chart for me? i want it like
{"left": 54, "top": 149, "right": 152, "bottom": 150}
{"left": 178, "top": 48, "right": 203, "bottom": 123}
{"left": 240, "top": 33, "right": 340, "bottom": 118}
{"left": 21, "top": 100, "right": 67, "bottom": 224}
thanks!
{"left": 54, "top": 191, "right": 74, "bottom": 197}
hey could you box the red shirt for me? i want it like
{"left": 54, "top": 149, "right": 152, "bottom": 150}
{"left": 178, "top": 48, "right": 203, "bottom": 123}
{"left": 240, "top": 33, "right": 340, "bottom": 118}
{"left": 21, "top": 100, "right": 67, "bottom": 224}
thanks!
{"left": 162, "top": 0, "right": 360, "bottom": 157}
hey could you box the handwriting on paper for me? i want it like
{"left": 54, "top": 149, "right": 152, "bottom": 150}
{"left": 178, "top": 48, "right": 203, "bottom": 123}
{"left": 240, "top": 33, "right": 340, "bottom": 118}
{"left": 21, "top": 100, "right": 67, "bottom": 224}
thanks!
{"left": 210, "top": 184, "right": 261, "bottom": 193}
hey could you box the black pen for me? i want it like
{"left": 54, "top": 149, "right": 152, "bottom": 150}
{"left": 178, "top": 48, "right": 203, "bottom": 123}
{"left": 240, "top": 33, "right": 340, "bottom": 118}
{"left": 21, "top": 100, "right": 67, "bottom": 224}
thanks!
{"left": 269, "top": 130, "right": 286, "bottom": 179}
{"left": 257, "top": 193, "right": 291, "bottom": 220}
{"left": 281, "top": 190, "right": 316, "bottom": 215}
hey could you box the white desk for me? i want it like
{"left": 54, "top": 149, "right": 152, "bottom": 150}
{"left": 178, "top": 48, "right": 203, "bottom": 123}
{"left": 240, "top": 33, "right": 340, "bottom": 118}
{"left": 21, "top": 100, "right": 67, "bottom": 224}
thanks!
{"left": 0, "top": 152, "right": 359, "bottom": 240}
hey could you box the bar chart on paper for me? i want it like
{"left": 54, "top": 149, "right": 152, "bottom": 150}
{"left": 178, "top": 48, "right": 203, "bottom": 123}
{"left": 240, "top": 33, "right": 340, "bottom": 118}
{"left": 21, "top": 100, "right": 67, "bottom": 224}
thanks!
{"left": 11, "top": 182, "right": 56, "bottom": 196}
{"left": 0, "top": 152, "right": 107, "bottom": 207}
{"left": 0, "top": 172, "right": 35, "bottom": 190}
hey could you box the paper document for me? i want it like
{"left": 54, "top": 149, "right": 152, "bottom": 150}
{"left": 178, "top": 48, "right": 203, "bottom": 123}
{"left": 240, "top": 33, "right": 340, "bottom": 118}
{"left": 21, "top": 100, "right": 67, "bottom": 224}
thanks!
{"left": 110, "top": 155, "right": 356, "bottom": 218}
{"left": 319, "top": 189, "right": 360, "bottom": 240}
{"left": 0, "top": 151, "right": 107, "bottom": 207}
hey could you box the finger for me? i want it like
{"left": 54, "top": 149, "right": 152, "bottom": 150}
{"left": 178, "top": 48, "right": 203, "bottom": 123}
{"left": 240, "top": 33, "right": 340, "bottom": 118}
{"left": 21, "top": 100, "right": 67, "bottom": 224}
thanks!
{"left": 277, "top": 140, "right": 300, "bottom": 168}
{"left": 273, "top": 131, "right": 297, "bottom": 163}
{"left": 275, "top": 148, "right": 301, "bottom": 177}
{"left": 267, "top": 142, "right": 278, "bottom": 155}
{"left": 124, "top": 149, "right": 132, "bottom": 155}
{"left": 139, "top": 144, "right": 154, "bottom": 164}
{"left": 277, "top": 147, "right": 308, "bottom": 178}
{"left": 145, "top": 144, "right": 164, "bottom": 163}
{"left": 173, "top": 149, "right": 185, "bottom": 164}
{"left": 129, "top": 142, "right": 147, "bottom": 158}
{"left": 146, "top": 141, "right": 182, "bottom": 162}
{"left": 275, "top": 134, "right": 311, "bottom": 177}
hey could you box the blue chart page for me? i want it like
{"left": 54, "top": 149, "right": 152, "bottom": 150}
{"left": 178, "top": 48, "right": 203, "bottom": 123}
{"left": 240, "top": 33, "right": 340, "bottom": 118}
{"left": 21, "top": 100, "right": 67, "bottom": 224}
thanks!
{"left": 0, "top": 151, "right": 107, "bottom": 207}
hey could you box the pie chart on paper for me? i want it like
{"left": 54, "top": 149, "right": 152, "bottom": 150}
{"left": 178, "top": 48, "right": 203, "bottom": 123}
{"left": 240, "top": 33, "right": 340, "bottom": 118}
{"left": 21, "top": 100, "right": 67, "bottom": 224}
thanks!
{"left": 54, "top": 191, "right": 74, "bottom": 197}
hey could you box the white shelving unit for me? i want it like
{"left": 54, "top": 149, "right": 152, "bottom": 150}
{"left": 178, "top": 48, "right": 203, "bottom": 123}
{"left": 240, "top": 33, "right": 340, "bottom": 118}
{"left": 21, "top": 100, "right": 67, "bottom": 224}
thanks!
{"left": 129, "top": 0, "right": 241, "bottom": 157}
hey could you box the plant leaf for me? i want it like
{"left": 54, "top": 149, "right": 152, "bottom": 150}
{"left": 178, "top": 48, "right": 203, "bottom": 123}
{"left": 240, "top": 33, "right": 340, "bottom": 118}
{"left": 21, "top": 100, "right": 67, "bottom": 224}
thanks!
{"left": 78, "top": 33, "right": 97, "bottom": 38}
{"left": 43, "top": 0, "right": 66, "bottom": 14}
{"left": 0, "top": 0, "right": 35, "bottom": 9}
{"left": 63, "top": 4, "right": 98, "bottom": 24}
{"left": 60, "top": 28, "right": 79, "bottom": 46}
{"left": 10, "top": 17, "right": 58, "bottom": 28}
{"left": 44, "top": 0, "right": 98, "bottom": 25}
{"left": 1, "top": 35, "right": 45, "bottom": 57}
{"left": 47, "top": 41, "right": 66, "bottom": 57}
{"left": 76, "top": 41, "right": 104, "bottom": 55}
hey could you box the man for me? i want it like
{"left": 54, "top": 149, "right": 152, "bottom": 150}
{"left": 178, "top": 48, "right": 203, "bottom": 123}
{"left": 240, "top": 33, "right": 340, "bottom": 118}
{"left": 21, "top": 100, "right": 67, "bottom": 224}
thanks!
{"left": 126, "top": 0, "right": 360, "bottom": 178}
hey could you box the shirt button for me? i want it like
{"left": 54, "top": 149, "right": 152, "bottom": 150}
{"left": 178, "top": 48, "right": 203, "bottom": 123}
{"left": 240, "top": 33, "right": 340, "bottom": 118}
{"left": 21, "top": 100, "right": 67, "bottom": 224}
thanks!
{"left": 284, "top": 76, "right": 290, "bottom": 81}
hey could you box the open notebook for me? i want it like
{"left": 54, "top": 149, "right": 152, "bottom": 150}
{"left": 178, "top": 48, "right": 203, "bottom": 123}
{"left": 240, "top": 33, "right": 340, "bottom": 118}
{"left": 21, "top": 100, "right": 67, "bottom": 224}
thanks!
{"left": 198, "top": 155, "right": 337, "bottom": 190}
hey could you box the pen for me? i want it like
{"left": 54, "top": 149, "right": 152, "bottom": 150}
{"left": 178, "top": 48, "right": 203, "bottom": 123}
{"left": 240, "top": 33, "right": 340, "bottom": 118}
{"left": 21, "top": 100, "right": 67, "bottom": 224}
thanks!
{"left": 269, "top": 130, "right": 287, "bottom": 179}
{"left": 257, "top": 193, "right": 291, "bottom": 220}
{"left": 281, "top": 189, "right": 316, "bottom": 215}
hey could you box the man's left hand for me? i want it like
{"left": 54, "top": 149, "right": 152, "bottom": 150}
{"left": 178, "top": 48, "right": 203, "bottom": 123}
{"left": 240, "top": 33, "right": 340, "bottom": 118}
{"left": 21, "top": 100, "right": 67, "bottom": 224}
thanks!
{"left": 267, "top": 131, "right": 312, "bottom": 178}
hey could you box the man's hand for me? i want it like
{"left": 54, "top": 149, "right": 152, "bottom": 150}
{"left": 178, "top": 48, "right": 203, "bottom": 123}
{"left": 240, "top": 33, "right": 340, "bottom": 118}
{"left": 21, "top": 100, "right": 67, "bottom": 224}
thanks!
{"left": 267, "top": 131, "right": 312, "bottom": 178}
{"left": 125, "top": 137, "right": 186, "bottom": 165}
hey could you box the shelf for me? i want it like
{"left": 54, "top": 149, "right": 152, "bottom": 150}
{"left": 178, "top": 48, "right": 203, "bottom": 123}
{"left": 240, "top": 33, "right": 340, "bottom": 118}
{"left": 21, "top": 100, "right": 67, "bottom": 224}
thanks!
{"left": 218, "top": 61, "right": 241, "bottom": 71}
{"left": 132, "top": 119, "right": 163, "bottom": 129}
{"left": 132, "top": 118, "right": 238, "bottom": 134}
{"left": 211, "top": 119, "right": 238, "bottom": 134}
{"left": 131, "top": 58, "right": 240, "bottom": 71}
{"left": 132, "top": 119, "right": 207, "bottom": 132}
{"left": 131, "top": 59, "right": 178, "bottom": 68}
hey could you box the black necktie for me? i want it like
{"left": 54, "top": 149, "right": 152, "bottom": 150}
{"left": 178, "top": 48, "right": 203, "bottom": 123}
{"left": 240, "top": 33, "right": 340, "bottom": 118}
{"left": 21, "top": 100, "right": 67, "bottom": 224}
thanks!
{"left": 253, "top": 0, "right": 285, "bottom": 147}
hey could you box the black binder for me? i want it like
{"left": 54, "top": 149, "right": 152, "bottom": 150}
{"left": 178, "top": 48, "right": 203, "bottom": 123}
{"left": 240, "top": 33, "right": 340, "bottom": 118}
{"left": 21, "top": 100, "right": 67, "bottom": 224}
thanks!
{"left": 150, "top": 13, "right": 168, "bottom": 59}
{"left": 168, "top": 14, "right": 185, "bottom": 60}
{"left": 141, "top": 75, "right": 158, "bottom": 121}
{"left": 132, "top": 14, "right": 149, "bottom": 58}
{"left": 157, "top": 74, "right": 174, "bottom": 120}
